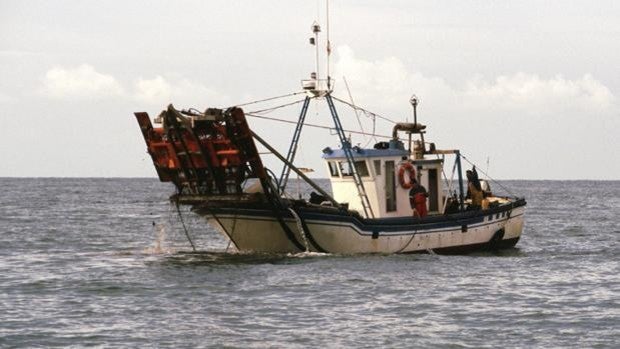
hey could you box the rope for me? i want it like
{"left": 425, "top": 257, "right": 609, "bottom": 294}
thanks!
{"left": 199, "top": 203, "right": 235, "bottom": 252}
{"left": 343, "top": 77, "right": 366, "bottom": 135}
{"left": 394, "top": 232, "right": 417, "bottom": 253}
{"left": 288, "top": 208, "right": 309, "bottom": 252}
{"left": 459, "top": 153, "right": 518, "bottom": 198}
{"left": 233, "top": 91, "right": 306, "bottom": 108}
{"left": 341, "top": 77, "right": 380, "bottom": 148}
{"left": 248, "top": 98, "right": 310, "bottom": 115}
{"left": 261, "top": 169, "right": 307, "bottom": 252}
{"left": 224, "top": 212, "right": 237, "bottom": 253}
{"left": 219, "top": 91, "right": 397, "bottom": 147}
{"left": 173, "top": 197, "right": 197, "bottom": 251}
{"left": 363, "top": 114, "right": 378, "bottom": 148}
{"left": 246, "top": 113, "right": 392, "bottom": 140}
{"left": 442, "top": 158, "right": 458, "bottom": 214}
{"left": 330, "top": 95, "right": 397, "bottom": 124}
{"left": 224, "top": 177, "right": 254, "bottom": 252}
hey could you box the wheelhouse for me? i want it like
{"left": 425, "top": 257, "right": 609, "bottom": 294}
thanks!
{"left": 322, "top": 134, "right": 446, "bottom": 218}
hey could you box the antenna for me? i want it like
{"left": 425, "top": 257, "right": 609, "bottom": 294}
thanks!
{"left": 312, "top": 21, "right": 321, "bottom": 83}
{"left": 486, "top": 156, "right": 490, "bottom": 177}
{"left": 326, "top": 0, "right": 332, "bottom": 89}
{"left": 302, "top": 0, "right": 332, "bottom": 95}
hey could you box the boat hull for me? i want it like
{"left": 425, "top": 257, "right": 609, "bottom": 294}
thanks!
{"left": 195, "top": 199, "right": 526, "bottom": 254}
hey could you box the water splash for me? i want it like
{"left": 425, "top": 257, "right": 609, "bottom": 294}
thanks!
{"left": 142, "top": 222, "right": 173, "bottom": 254}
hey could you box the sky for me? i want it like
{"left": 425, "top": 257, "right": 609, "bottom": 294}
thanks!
{"left": 1, "top": 0, "right": 619, "bottom": 179}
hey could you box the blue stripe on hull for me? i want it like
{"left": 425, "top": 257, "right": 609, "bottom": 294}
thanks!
{"left": 196, "top": 201, "right": 525, "bottom": 237}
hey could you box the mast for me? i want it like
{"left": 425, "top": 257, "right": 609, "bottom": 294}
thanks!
{"left": 312, "top": 21, "right": 321, "bottom": 83}
{"left": 287, "top": 3, "right": 374, "bottom": 218}
{"left": 326, "top": 0, "right": 331, "bottom": 89}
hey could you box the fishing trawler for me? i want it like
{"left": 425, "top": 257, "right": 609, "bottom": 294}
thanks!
{"left": 134, "top": 18, "right": 526, "bottom": 254}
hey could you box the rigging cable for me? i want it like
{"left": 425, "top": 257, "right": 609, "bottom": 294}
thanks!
{"left": 233, "top": 91, "right": 307, "bottom": 108}
{"left": 248, "top": 98, "right": 311, "bottom": 115}
{"left": 224, "top": 180, "right": 251, "bottom": 252}
{"left": 365, "top": 113, "right": 377, "bottom": 148}
{"left": 261, "top": 168, "right": 307, "bottom": 252}
{"left": 173, "top": 196, "right": 197, "bottom": 252}
{"left": 459, "top": 153, "right": 518, "bottom": 198}
{"left": 245, "top": 112, "right": 393, "bottom": 140}
{"left": 342, "top": 76, "right": 369, "bottom": 143}
{"left": 330, "top": 95, "right": 397, "bottom": 124}
{"left": 227, "top": 92, "right": 397, "bottom": 146}
{"left": 442, "top": 158, "right": 458, "bottom": 214}
{"left": 200, "top": 204, "right": 235, "bottom": 252}
{"left": 394, "top": 232, "right": 417, "bottom": 253}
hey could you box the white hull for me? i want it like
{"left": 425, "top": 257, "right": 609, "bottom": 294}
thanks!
{"left": 204, "top": 205, "right": 525, "bottom": 254}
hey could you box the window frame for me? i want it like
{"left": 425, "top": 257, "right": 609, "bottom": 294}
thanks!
{"left": 328, "top": 161, "right": 340, "bottom": 177}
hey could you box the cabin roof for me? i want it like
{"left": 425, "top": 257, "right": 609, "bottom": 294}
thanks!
{"left": 322, "top": 147, "right": 408, "bottom": 159}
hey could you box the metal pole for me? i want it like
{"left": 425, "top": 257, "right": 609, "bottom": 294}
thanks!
{"left": 325, "top": 94, "right": 374, "bottom": 218}
{"left": 251, "top": 131, "right": 341, "bottom": 208}
{"left": 278, "top": 96, "right": 311, "bottom": 194}
{"left": 326, "top": 0, "right": 331, "bottom": 89}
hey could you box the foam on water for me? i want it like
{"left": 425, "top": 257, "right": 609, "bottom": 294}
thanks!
{"left": 286, "top": 251, "right": 332, "bottom": 258}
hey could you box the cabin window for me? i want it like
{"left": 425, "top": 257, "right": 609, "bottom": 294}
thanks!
{"left": 339, "top": 161, "right": 369, "bottom": 177}
{"left": 374, "top": 160, "right": 381, "bottom": 176}
{"left": 385, "top": 161, "right": 396, "bottom": 212}
{"left": 339, "top": 162, "right": 353, "bottom": 176}
{"left": 354, "top": 161, "right": 369, "bottom": 177}
{"left": 328, "top": 161, "right": 339, "bottom": 177}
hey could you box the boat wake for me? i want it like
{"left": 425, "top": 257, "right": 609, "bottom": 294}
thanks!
{"left": 286, "top": 251, "right": 332, "bottom": 258}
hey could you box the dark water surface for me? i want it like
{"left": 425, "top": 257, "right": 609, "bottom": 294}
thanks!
{"left": 1, "top": 178, "right": 618, "bottom": 348}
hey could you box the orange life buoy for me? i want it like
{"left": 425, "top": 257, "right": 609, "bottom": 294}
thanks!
{"left": 398, "top": 162, "right": 416, "bottom": 189}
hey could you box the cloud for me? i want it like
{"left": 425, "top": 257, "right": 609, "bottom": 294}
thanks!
{"left": 333, "top": 45, "right": 456, "bottom": 113}
{"left": 39, "top": 65, "right": 230, "bottom": 108}
{"left": 132, "top": 76, "right": 230, "bottom": 108}
{"left": 333, "top": 45, "right": 617, "bottom": 119}
{"left": 331, "top": 45, "right": 619, "bottom": 179}
{"left": 41, "top": 64, "right": 124, "bottom": 99}
{"left": 463, "top": 73, "right": 615, "bottom": 116}
{"left": 133, "top": 76, "right": 171, "bottom": 104}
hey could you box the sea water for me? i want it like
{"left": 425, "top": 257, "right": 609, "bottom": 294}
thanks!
{"left": 0, "top": 178, "right": 618, "bottom": 348}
